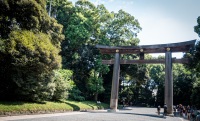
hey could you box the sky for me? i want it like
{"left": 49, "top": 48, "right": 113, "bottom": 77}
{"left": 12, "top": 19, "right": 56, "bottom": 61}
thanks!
{"left": 71, "top": 0, "right": 200, "bottom": 57}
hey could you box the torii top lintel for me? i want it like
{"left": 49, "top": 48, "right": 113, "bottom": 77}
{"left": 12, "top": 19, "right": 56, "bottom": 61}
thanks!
{"left": 96, "top": 40, "right": 196, "bottom": 54}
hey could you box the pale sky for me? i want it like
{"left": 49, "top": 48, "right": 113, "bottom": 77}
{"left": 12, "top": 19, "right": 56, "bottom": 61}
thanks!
{"left": 71, "top": 0, "right": 200, "bottom": 57}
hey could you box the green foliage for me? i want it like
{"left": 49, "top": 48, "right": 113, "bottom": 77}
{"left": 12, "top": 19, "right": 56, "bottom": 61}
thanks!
{"left": 182, "top": 16, "right": 200, "bottom": 108}
{"left": 63, "top": 0, "right": 99, "bottom": 49}
{"left": 53, "top": 0, "right": 141, "bottom": 103}
{"left": 0, "top": 0, "right": 43, "bottom": 38}
{"left": 0, "top": 0, "right": 64, "bottom": 101}
{"left": 0, "top": 101, "right": 72, "bottom": 114}
{"left": 87, "top": 77, "right": 104, "bottom": 93}
{"left": 57, "top": 0, "right": 102, "bottom": 101}
{"left": 194, "top": 16, "right": 200, "bottom": 37}
{"left": 0, "top": 101, "right": 109, "bottom": 115}
{"left": 148, "top": 63, "right": 195, "bottom": 106}
{"left": 191, "top": 78, "right": 200, "bottom": 108}
{"left": 0, "top": 0, "right": 62, "bottom": 38}
{"left": 185, "top": 17, "right": 200, "bottom": 71}
{"left": 103, "top": 9, "right": 141, "bottom": 46}
{"left": 148, "top": 64, "right": 165, "bottom": 105}
{"left": 190, "top": 16, "right": 200, "bottom": 108}
{"left": 118, "top": 64, "right": 150, "bottom": 105}
{"left": 52, "top": 69, "right": 73, "bottom": 101}
{"left": 148, "top": 63, "right": 196, "bottom": 106}
{"left": 173, "top": 64, "right": 194, "bottom": 105}
{"left": 86, "top": 69, "right": 105, "bottom": 100}
{"left": 1, "top": 30, "right": 62, "bottom": 101}
{"left": 0, "top": 0, "right": 64, "bottom": 47}
{"left": 69, "top": 87, "right": 85, "bottom": 101}
{"left": 98, "top": 7, "right": 142, "bottom": 103}
{"left": 7, "top": 30, "right": 61, "bottom": 67}
{"left": 186, "top": 41, "right": 200, "bottom": 72}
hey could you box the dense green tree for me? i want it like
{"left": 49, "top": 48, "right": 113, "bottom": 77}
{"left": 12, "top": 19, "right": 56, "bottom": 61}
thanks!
{"left": 185, "top": 16, "right": 200, "bottom": 70}
{"left": 86, "top": 69, "right": 105, "bottom": 101}
{"left": 104, "top": 10, "right": 141, "bottom": 46}
{"left": 182, "top": 16, "right": 200, "bottom": 108}
{"left": 118, "top": 64, "right": 149, "bottom": 105}
{"left": 148, "top": 63, "right": 195, "bottom": 107}
{"left": 55, "top": 0, "right": 102, "bottom": 100}
{"left": 46, "top": 0, "right": 74, "bottom": 30}
{"left": 0, "top": 0, "right": 64, "bottom": 101}
{"left": 173, "top": 64, "right": 194, "bottom": 105}
{"left": 185, "top": 16, "right": 200, "bottom": 108}
{"left": 148, "top": 63, "right": 194, "bottom": 106}
{"left": 194, "top": 16, "right": 200, "bottom": 37}
{"left": 68, "top": 86, "right": 85, "bottom": 101}
{"left": 52, "top": 69, "right": 73, "bottom": 101}
{"left": 191, "top": 76, "right": 200, "bottom": 108}
{"left": 148, "top": 64, "right": 165, "bottom": 106}
{"left": 98, "top": 7, "right": 142, "bottom": 103}
{"left": 35, "top": 0, "right": 143, "bottom": 103}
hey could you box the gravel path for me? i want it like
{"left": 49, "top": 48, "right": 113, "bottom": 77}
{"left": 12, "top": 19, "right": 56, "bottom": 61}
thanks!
{"left": 0, "top": 107, "right": 186, "bottom": 121}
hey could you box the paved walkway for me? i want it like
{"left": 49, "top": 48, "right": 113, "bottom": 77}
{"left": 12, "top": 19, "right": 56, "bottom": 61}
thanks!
{"left": 0, "top": 107, "right": 186, "bottom": 121}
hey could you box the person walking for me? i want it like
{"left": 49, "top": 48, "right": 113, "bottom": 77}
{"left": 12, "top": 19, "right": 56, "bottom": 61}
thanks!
{"left": 163, "top": 103, "right": 167, "bottom": 117}
{"left": 157, "top": 105, "right": 161, "bottom": 115}
{"left": 183, "top": 106, "right": 186, "bottom": 118}
{"left": 187, "top": 105, "right": 191, "bottom": 120}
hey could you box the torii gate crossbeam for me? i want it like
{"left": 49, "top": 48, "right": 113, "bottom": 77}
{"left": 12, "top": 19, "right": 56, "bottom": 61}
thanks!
{"left": 96, "top": 40, "right": 196, "bottom": 114}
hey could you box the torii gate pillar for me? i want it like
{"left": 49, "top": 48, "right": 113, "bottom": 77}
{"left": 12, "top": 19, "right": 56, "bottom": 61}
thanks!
{"left": 165, "top": 48, "right": 173, "bottom": 114}
{"left": 109, "top": 50, "right": 120, "bottom": 112}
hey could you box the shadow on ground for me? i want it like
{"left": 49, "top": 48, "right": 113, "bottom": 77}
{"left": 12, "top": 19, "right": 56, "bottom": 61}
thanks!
{"left": 118, "top": 112, "right": 164, "bottom": 119}
{"left": 88, "top": 110, "right": 164, "bottom": 119}
{"left": 65, "top": 102, "right": 80, "bottom": 111}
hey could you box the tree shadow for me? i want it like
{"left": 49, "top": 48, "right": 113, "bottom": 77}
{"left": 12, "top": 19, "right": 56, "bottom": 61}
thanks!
{"left": 86, "top": 103, "right": 96, "bottom": 109}
{"left": 118, "top": 112, "right": 164, "bottom": 119}
{"left": 0, "top": 100, "right": 50, "bottom": 106}
{"left": 65, "top": 102, "right": 80, "bottom": 111}
{"left": 0, "top": 101, "right": 25, "bottom": 105}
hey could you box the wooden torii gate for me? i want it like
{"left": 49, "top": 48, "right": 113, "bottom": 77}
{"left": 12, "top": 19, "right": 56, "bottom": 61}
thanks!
{"left": 96, "top": 40, "right": 196, "bottom": 114}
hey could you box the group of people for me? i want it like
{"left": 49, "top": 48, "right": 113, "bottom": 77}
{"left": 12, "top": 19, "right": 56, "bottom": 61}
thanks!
{"left": 157, "top": 104, "right": 200, "bottom": 120}
{"left": 174, "top": 104, "right": 200, "bottom": 121}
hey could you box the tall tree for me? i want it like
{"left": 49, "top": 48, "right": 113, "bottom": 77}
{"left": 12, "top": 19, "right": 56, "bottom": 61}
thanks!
{"left": 194, "top": 16, "right": 200, "bottom": 37}
{"left": 46, "top": 0, "right": 73, "bottom": 29}
{"left": 105, "top": 9, "right": 141, "bottom": 46}
{"left": 186, "top": 16, "right": 200, "bottom": 108}
{"left": 48, "top": 0, "right": 142, "bottom": 101}
{"left": 57, "top": 0, "right": 104, "bottom": 99}
{"left": 99, "top": 8, "right": 142, "bottom": 103}
{"left": 0, "top": 0, "right": 64, "bottom": 101}
{"left": 148, "top": 64, "right": 165, "bottom": 106}
{"left": 173, "top": 64, "right": 194, "bottom": 105}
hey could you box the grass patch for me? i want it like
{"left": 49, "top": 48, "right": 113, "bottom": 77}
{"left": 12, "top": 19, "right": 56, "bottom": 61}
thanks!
{"left": 0, "top": 101, "right": 109, "bottom": 116}
{"left": 65, "top": 100, "right": 108, "bottom": 111}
